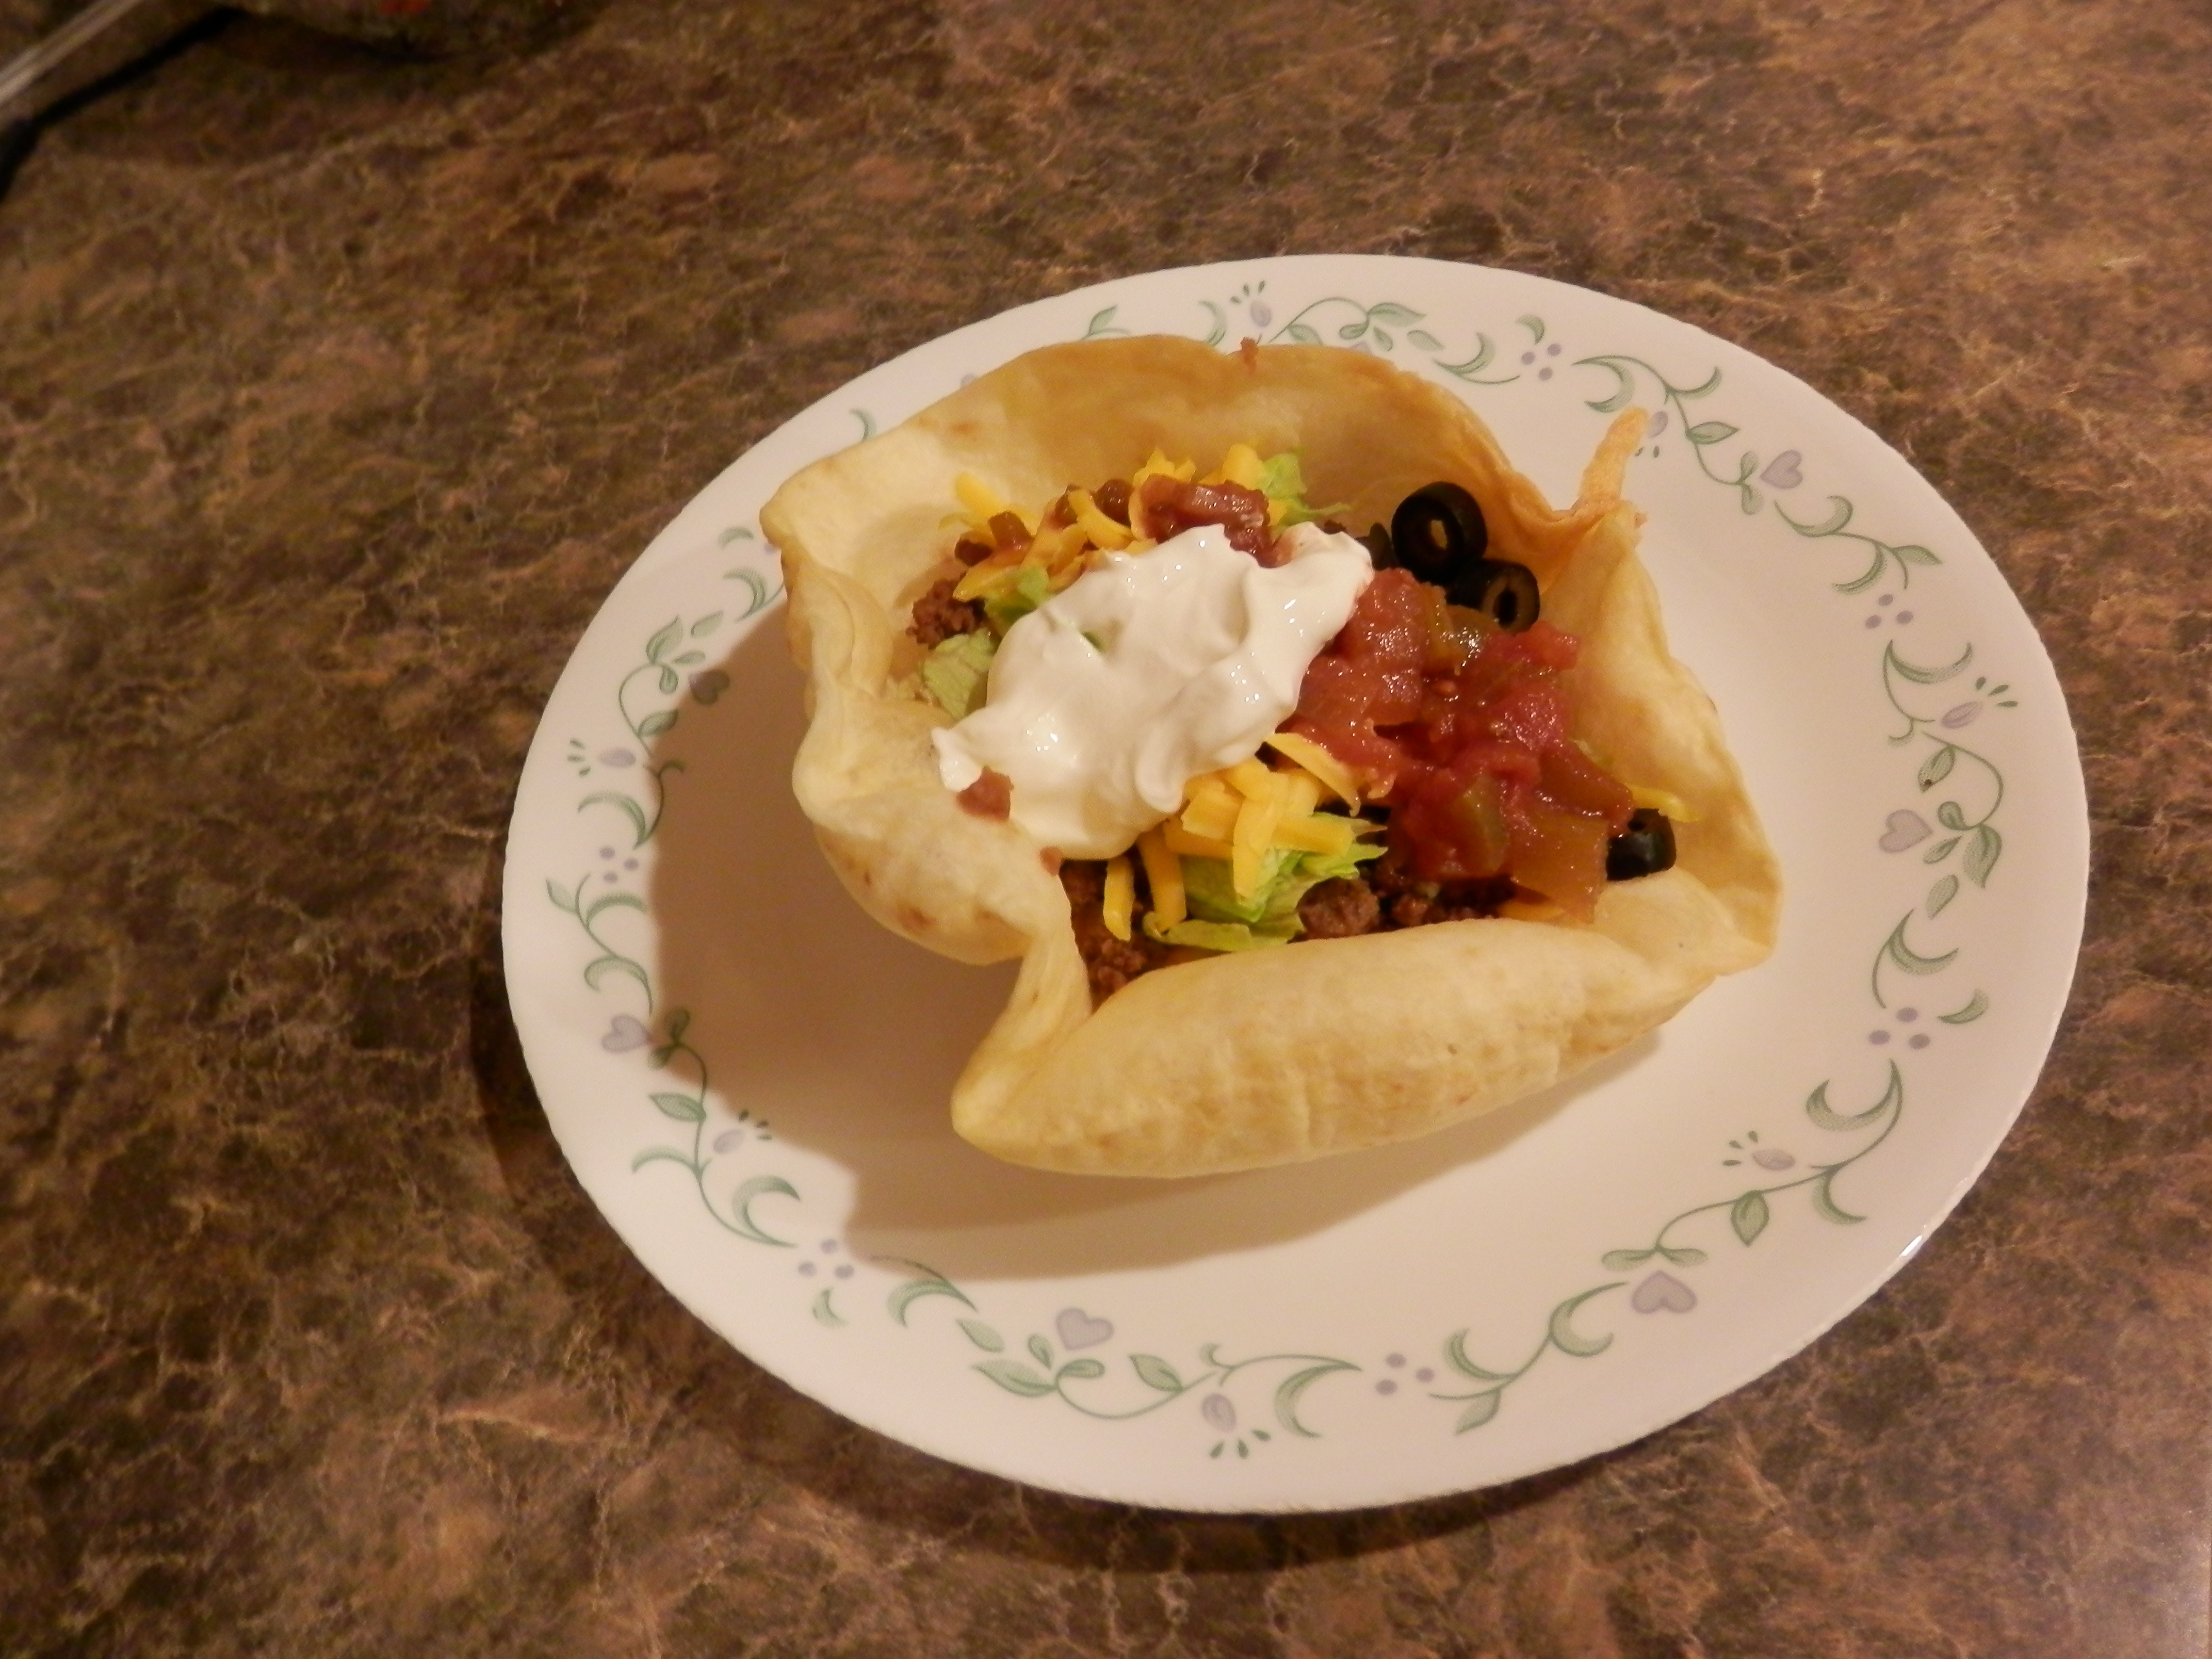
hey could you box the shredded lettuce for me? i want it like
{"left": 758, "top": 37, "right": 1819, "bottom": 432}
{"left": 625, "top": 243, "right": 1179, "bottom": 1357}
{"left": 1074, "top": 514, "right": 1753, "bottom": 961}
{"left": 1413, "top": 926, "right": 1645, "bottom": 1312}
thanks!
{"left": 1145, "top": 916, "right": 1287, "bottom": 953}
{"left": 1144, "top": 835, "right": 1382, "bottom": 951}
{"left": 982, "top": 564, "right": 1052, "bottom": 635}
{"left": 1258, "top": 450, "right": 1348, "bottom": 529}
{"left": 920, "top": 629, "right": 996, "bottom": 719}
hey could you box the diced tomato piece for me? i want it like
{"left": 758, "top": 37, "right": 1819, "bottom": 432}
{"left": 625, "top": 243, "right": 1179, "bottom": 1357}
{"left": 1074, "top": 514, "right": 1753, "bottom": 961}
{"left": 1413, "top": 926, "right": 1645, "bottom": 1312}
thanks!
{"left": 1339, "top": 569, "right": 1428, "bottom": 670}
{"left": 1539, "top": 743, "right": 1635, "bottom": 831}
{"left": 1505, "top": 795, "right": 1612, "bottom": 921}
{"left": 1492, "top": 620, "right": 1580, "bottom": 672}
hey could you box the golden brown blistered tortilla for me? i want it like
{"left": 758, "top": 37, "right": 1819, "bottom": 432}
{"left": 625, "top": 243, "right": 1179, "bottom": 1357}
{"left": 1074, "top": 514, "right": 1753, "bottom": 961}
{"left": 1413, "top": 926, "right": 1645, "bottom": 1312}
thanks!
{"left": 762, "top": 336, "right": 1781, "bottom": 1177}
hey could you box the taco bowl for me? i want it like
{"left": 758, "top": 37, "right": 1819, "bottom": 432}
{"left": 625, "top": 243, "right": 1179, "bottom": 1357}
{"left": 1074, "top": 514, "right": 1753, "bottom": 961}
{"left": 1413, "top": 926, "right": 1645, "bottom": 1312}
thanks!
{"left": 761, "top": 336, "right": 1780, "bottom": 1177}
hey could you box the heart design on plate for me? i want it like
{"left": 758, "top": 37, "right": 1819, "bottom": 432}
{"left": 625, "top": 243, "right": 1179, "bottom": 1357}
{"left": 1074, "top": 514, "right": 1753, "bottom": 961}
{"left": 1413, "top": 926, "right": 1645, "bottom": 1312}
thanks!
{"left": 1631, "top": 1271, "right": 1698, "bottom": 1314}
{"left": 1759, "top": 449, "right": 1804, "bottom": 490}
{"left": 1056, "top": 1307, "right": 1114, "bottom": 1350}
{"left": 1880, "top": 809, "right": 1932, "bottom": 852}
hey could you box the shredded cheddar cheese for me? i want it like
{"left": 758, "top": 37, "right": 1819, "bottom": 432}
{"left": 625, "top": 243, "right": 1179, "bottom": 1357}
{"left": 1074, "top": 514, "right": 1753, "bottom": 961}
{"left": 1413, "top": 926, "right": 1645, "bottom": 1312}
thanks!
{"left": 1130, "top": 448, "right": 1196, "bottom": 492}
{"left": 1200, "top": 443, "right": 1266, "bottom": 491}
{"left": 1630, "top": 785, "right": 1698, "bottom": 823}
{"left": 1068, "top": 487, "right": 1133, "bottom": 551}
{"left": 1163, "top": 820, "right": 1237, "bottom": 861}
{"left": 953, "top": 471, "right": 1008, "bottom": 524}
{"left": 1263, "top": 731, "right": 1361, "bottom": 806}
{"left": 1272, "top": 812, "right": 1362, "bottom": 856}
{"left": 1102, "top": 854, "right": 1135, "bottom": 941}
{"left": 1136, "top": 828, "right": 1185, "bottom": 925}
{"left": 1230, "top": 770, "right": 1289, "bottom": 897}
{"left": 1180, "top": 779, "right": 1241, "bottom": 842}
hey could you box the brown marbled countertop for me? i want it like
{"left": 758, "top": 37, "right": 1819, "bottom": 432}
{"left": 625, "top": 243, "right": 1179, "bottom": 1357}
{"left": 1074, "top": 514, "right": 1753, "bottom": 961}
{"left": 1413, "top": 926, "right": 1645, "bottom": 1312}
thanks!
{"left": 3, "top": 2, "right": 2208, "bottom": 1654}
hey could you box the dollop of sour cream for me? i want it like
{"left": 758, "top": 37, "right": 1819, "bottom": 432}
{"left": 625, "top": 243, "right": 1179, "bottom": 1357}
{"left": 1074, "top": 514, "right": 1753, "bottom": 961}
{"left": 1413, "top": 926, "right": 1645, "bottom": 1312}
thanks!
{"left": 933, "top": 522, "right": 1374, "bottom": 858}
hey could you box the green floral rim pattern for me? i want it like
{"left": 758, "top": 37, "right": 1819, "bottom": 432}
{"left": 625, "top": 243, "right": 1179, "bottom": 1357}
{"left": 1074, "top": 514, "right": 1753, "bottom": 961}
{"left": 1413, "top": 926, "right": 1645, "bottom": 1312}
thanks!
{"left": 542, "top": 278, "right": 2025, "bottom": 1464}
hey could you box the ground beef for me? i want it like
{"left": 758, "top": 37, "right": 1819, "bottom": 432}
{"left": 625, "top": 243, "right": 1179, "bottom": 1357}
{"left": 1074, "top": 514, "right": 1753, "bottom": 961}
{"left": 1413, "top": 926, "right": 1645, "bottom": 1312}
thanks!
{"left": 910, "top": 575, "right": 984, "bottom": 648}
{"left": 1298, "top": 877, "right": 1381, "bottom": 939}
{"left": 1382, "top": 886, "right": 1510, "bottom": 928}
{"left": 1061, "top": 860, "right": 1172, "bottom": 1002}
{"left": 1367, "top": 843, "right": 1515, "bottom": 929}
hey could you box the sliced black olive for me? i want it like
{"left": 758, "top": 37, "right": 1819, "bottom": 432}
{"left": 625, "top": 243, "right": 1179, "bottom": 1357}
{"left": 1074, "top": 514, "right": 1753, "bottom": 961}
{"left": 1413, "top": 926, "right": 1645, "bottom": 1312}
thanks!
{"left": 1390, "top": 482, "right": 1488, "bottom": 584}
{"left": 1449, "top": 558, "right": 1541, "bottom": 633}
{"left": 1606, "top": 808, "right": 1677, "bottom": 881}
{"left": 1357, "top": 522, "right": 1397, "bottom": 570}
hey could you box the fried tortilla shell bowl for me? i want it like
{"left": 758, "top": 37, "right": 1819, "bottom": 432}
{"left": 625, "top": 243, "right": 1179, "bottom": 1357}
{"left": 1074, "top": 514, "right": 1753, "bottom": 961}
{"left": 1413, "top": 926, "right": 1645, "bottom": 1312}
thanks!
{"left": 761, "top": 336, "right": 1781, "bottom": 1178}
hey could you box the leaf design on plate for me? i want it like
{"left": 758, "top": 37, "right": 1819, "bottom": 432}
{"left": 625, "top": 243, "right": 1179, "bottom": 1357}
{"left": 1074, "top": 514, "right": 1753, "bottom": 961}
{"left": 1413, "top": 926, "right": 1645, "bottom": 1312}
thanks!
{"left": 1810, "top": 1168, "right": 1866, "bottom": 1225}
{"left": 644, "top": 617, "right": 684, "bottom": 664}
{"left": 650, "top": 1092, "right": 704, "bottom": 1123}
{"left": 1881, "top": 914, "right": 1959, "bottom": 977}
{"left": 1580, "top": 358, "right": 1636, "bottom": 414}
{"left": 1546, "top": 1287, "right": 1617, "bottom": 1358}
{"left": 727, "top": 567, "right": 780, "bottom": 618}
{"left": 581, "top": 792, "right": 650, "bottom": 847}
{"left": 1685, "top": 420, "right": 1739, "bottom": 446}
{"left": 1939, "top": 989, "right": 1991, "bottom": 1024}
{"left": 1274, "top": 1361, "right": 1357, "bottom": 1437}
{"left": 881, "top": 1259, "right": 977, "bottom": 1325}
{"left": 583, "top": 955, "right": 650, "bottom": 998}
{"left": 957, "top": 1320, "right": 1005, "bottom": 1352}
{"left": 1130, "top": 1354, "right": 1183, "bottom": 1392}
{"left": 585, "top": 892, "right": 645, "bottom": 924}
{"left": 1963, "top": 824, "right": 2003, "bottom": 886}
{"left": 1918, "top": 746, "right": 1957, "bottom": 790}
{"left": 1927, "top": 874, "right": 1960, "bottom": 917}
{"left": 1730, "top": 1190, "right": 1770, "bottom": 1245}
{"left": 975, "top": 1360, "right": 1055, "bottom": 1397}
{"left": 1443, "top": 1329, "right": 1512, "bottom": 1382}
{"left": 726, "top": 1176, "right": 798, "bottom": 1246}
{"left": 1888, "top": 641, "right": 1974, "bottom": 686}
{"left": 1779, "top": 495, "right": 1855, "bottom": 539}
{"left": 1455, "top": 1392, "right": 1503, "bottom": 1433}
{"left": 1435, "top": 335, "right": 1500, "bottom": 380}
{"left": 1805, "top": 1063, "right": 1902, "bottom": 1133}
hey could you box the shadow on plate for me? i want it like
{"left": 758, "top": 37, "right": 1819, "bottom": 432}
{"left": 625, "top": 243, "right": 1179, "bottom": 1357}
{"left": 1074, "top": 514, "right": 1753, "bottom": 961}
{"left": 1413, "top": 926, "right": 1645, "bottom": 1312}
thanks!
{"left": 650, "top": 620, "right": 1654, "bottom": 1280}
{"left": 473, "top": 831, "right": 1627, "bottom": 1540}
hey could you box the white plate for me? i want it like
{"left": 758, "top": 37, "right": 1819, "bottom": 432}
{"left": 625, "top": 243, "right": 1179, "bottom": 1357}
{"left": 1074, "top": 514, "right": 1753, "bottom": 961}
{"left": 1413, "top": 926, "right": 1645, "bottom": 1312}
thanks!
{"left": 501, "top": 256, "right": 2088, "bottom": 1512}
